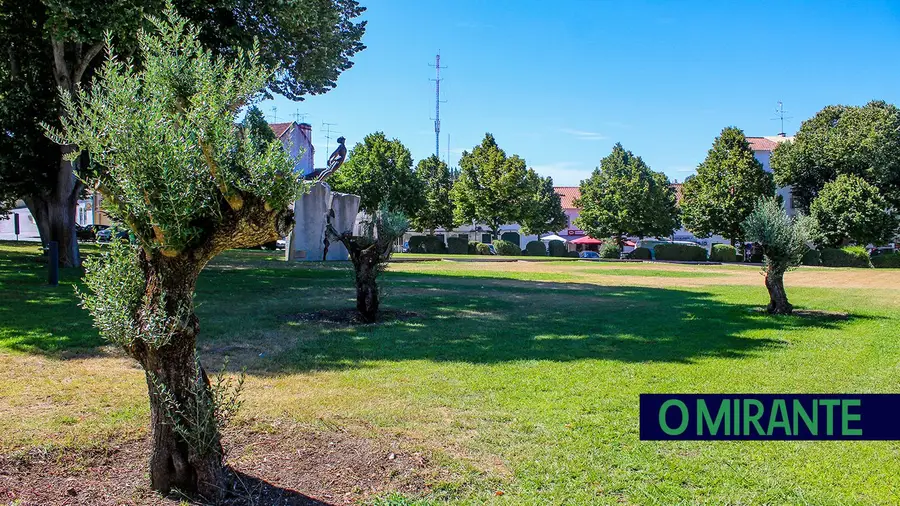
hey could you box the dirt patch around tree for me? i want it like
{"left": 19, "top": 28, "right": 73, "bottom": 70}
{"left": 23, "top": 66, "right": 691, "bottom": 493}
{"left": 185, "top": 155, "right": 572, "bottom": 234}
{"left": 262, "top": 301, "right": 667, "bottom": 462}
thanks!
{"left": 0, "top": 425, "right": 437, "bottom": 505}
{"left": 286, "top": 309, "right": 419, "bottom": 326}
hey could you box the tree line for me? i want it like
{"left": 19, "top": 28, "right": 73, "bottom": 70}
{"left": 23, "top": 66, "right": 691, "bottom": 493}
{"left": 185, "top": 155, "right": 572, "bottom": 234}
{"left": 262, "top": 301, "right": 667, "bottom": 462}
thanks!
{"left": 573, "top": 102, "right": 900, "bottom": 251}
{"left": 329, "top": 132, "right": 568, "bottom": 239}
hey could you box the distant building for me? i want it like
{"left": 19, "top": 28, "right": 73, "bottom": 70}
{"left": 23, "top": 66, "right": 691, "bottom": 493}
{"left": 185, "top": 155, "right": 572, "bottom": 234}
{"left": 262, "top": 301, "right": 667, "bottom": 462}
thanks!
{"left": 270, "top": 122, "right": 315, "bottom": 176}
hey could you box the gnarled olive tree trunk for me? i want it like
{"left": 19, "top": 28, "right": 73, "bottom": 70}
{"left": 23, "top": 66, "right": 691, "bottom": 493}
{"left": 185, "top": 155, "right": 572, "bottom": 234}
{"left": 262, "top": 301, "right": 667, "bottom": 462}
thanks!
{"left": 23, "top": 150, "right": 82, "bottom": 267}
{"left": 123, "top": 203, "right": 293, "bottom": 499}
{"left": 349, "top": 243, "right": 382, "bottom": 323}
{"left": 764, "top": 263, "right": 792, "bottom": 315}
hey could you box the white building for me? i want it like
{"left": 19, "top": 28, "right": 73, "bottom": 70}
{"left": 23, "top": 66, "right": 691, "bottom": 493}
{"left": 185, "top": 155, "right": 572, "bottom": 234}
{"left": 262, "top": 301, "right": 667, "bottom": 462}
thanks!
{"left": 270, "top": 122, "right": 315, "bottom": 176}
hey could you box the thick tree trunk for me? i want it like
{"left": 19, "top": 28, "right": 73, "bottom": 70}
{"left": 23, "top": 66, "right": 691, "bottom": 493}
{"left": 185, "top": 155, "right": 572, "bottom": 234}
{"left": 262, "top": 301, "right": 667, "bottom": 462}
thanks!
{"left": 764, "top": 266, "right": 792, "bottom": 315}
{"left": 24, "top": 148, "right": 82, "bottom": 267}
{"left": 353, "top": 248, "right": 380, "bottom": 323}
{"left": 132, "top": 255, "right": 226, "bottom": 500}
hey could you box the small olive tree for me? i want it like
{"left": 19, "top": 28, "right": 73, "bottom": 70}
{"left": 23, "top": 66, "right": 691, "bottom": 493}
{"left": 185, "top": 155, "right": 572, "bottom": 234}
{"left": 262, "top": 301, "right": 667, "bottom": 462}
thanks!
{"left": 742, "top": 197, "right": 814, "bottom": 315}
{"left": 326, "top": 206, "right": 408, "bottom": 322}
{"left": 47, "top": 11, "right": 304, "bottom": 498}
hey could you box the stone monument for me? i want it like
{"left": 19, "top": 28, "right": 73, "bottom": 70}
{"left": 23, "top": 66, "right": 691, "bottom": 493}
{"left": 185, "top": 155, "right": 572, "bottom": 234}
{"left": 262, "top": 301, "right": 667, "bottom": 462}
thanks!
{"left": 285, "top": 137, "right": 360, "bottom": 261}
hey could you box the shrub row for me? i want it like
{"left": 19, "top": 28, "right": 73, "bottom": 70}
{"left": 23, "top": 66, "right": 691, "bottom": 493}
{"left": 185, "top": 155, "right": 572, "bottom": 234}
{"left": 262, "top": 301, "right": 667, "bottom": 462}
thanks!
{"left": 548, "top": 240, "right": 568, "bottom": 257}
{"left": 820, "top": 246, "right": 872, "bottom": 268}
{"left": 524, "top": 240, "right": 547, "bottom": 256}
{"left": 599, "top": 241, "right": 620, "bottom": 259}
{"left": 475, "top": 243, "right": 491, "bottom": 255}
{"left": 493, "top": 239, "right": 520, "bottom": 256}
{"left": 801, "top": 248, "right": 821, "bottom": 266}
{"left": 654, "top": 243, "right": 708, "bottom": 261}
{"left": 872, "top": 252, "right": 900, "bottom": 268}
{"left": 447, "top": 237, "right": 468, "bottom": 255}
{"left": 408, "top": 235, "right": 447, "bottom": 254}
{"left": 709, "top": 244, "right": 738, "bottom": 262}
{"left": 628, "top": 247, "right": 651, "bottom": 259}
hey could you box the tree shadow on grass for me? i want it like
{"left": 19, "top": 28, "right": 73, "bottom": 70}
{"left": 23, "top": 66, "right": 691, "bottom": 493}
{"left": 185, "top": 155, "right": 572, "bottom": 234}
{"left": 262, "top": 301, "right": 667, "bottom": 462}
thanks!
{"left": 251, "top": 273, "right": 869, "bottom": 375}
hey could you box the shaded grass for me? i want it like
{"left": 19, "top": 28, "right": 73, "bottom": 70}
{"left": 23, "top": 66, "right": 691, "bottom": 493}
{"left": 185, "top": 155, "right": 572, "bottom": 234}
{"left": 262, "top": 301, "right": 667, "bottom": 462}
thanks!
{"left": 1, "top": 242, "right": 899, "bottom": 504}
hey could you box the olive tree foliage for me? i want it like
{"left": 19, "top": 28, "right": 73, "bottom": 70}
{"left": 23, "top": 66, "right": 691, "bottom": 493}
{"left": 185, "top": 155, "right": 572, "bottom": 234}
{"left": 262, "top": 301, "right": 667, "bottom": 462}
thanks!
{"left": 574, "top": 143, "right": 679, "bottom": 244}
{"left": 410, "top": 155, "right": 456, "bottom": 235}
{"left": 742, "top": 197, "right": 815, "bottom": 315}
{"left": 681, "top": 127, "right": 775, "bottom": 246}
{"left": 519, "top": 170, "right": 567, "bottom": 237}
{"left": 47, "top": 11, "right": 305, "bottom": 498}
{"left": 771, "top": 101, "right": 900, "bottom": 211}
{"left": 809, "top": 174, "right": 898, "bottom": 247}
{"left": 451, "top": 133, "right": 532, "bottom": 237}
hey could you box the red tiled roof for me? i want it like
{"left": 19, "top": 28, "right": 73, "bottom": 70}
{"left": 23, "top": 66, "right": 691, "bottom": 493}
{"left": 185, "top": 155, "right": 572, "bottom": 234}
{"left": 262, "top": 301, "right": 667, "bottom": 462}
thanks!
{"left": 746, "top": 137, "right": 778, "bottom": 152}
{"left": 671, "top": 182, "right": 683, "bottom": 203}
{"left": 554, "top": 187, "right": 581, "bottom": 209}
{"left": 269, "top": 122, "right": 293, "bottom": 138}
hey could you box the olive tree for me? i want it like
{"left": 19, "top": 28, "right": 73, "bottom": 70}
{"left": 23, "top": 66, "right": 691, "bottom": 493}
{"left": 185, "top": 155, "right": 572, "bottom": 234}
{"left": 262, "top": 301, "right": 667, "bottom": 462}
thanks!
{"left": 326, "top": 205, "right": 408, "bottom": 322}
{"left": 742, "top": 197, "right": 814, "bottom": 315}
{"left": 47, "top": 12, "right": 304, "bottom": 498}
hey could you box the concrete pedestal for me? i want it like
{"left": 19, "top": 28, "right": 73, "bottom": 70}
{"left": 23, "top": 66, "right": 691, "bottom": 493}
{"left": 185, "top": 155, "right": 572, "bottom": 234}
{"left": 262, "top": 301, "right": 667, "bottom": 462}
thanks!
{"left": 285, "top": 182, "right": 361, "bottom": 261}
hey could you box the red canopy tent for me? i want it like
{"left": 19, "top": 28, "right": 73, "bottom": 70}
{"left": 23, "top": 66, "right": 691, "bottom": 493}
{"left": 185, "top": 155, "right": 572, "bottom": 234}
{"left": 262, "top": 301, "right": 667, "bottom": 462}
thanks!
{"left": 571, "top": 236, "right": 603, "bottom": 245}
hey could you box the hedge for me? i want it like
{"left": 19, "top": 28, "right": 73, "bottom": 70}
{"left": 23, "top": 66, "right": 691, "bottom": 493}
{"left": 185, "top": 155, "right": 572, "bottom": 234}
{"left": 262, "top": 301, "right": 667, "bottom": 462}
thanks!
{"left": 447, "top": 237, "right": 468, "bottom": 255}
{"left": 468, "top": 241, "right": 479, "bottom": 255}
{"left": 408, "top": 235, "right": 426, "bottom": 253}
{"left": 820, "top": 246, "right": 872, "bottom": 268}
{"left": 548, "top": 240, "right": 568, "bottom": 257}
{"left": 566, "top": 251, "right": 579, "bottom": 258}
{"left": 629, "top": 247, "right": 651, "bottom": 260}
{"left": 801, "top": 249, "right": 821, "bottom": 266}
{"left": 525, "top": 240, "right": 547, "bottom": 256}
{"left": 475, "top": 243, "right": 492, "bottom": 255}
{"left": 872, "top": 252, "right": 900, "bottom": 268}
{"left": 710, "top": 244, "right": 738, "bottom": 262}
{"left": 599, "top": 242, "right": 620, "bottom": 259}
{"left": 654, "top": 243, "right": 708, "bottom": 261}
{"left": 493, "top": 239, "right": 520, "bottom": 256}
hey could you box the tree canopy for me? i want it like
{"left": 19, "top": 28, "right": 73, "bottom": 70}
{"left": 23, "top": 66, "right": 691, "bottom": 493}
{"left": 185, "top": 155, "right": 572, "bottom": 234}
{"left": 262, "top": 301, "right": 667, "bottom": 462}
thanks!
{"left": 519, "top": 170, "right": 567, "bottom": 237}
{"left": 410, "top": 155, "right": 455, "bottom": 235}
{"left": 809, "top": 174, "right": 897, "bottom": 247}
{"left": 574, "top": 143, "right": 679, "bottom": 242}
{"left": 451, "top": 133, "right": 532, "bottom": 237}
{"left": 771, "top": 101, "right": 900, "bottom": 211}
{"left": 329, "top": 132, "right": 423, "bottom": 216}
{"left": 680, "top": 126, "right": 775, "bottom": 245}
{"left": 0, "top": 0, "right": 366, "bottom": 264}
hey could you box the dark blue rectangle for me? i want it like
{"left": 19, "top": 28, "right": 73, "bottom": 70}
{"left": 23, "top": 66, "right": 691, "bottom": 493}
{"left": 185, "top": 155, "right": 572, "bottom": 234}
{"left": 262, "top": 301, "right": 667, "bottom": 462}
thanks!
{"left": 640, "top": 394, "right": 900, "bottom": 440}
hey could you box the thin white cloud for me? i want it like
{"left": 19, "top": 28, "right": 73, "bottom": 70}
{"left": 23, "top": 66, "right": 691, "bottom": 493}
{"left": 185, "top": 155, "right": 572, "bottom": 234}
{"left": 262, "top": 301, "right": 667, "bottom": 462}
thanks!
{"left": 561, "top": 128, "right": 607, "bottom": 141}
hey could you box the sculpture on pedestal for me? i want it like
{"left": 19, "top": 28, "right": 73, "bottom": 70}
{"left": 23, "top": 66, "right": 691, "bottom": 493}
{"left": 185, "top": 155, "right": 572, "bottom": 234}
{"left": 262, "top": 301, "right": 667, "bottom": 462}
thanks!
{"left": 286, "top": 136, "right": 360, "bottom": 262}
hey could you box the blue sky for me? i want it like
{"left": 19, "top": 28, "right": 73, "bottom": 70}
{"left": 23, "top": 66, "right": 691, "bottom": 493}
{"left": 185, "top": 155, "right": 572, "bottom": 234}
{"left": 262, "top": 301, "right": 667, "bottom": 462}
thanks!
{"left": 263, "top": 0, "right": 900, "bottom": 186}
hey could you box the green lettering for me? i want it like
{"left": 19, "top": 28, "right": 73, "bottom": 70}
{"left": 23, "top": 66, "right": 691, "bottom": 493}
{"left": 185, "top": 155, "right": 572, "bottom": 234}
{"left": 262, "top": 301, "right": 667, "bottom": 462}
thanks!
{"left": 820, "top": 399, "right": 840, "bottom": 436}
{"left": 767, "top": 399, "right": 791, "bottom": 436}
{"left": 743, "top": 399, "right": 765, "bottom": 435}
{"left": 660, "top": 399, "right": 689, "bottom": 435}
{"left": 841, "top": 399, "right": 862, "bottom": 436}
{"left": 697, "top": 399, "right": 730, "bottom": 436}
{"left": 793, "top": 399, "right": 818, "bottom": 436}
{"left": 733, "top": 398, "right": 740, "bottom": 435}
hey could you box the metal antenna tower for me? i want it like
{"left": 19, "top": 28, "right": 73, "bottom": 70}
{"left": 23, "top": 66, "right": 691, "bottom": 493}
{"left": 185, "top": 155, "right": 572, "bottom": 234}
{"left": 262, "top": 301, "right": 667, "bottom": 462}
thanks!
{"left": 292, "top": 110, "right": 308, "bottom": 123}
{"left": 322, "top": 122, "right": 338, "bottom": 158}
{"left": 270, "top": 106, "right": 278, "bottom": 124}
{"left": 429, "top": 53, "right": 447, "bottom": 157}
{"left": 771, "top": 101, "right": 792, "bottom": 136}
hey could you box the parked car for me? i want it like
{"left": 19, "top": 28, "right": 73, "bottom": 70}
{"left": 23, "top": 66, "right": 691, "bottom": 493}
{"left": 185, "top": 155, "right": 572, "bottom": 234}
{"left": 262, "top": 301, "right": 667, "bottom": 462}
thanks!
{"left": 275, "top": 239, "right": 286, "bottom": 250}
{"left": 75, "top": 224, "right": 107, "bottom": 242}
{"left": 96, "top": 227, "right": 130, "bottom": 243}
{"left": 579, "top": 251, "right": 600, "bottom": 259}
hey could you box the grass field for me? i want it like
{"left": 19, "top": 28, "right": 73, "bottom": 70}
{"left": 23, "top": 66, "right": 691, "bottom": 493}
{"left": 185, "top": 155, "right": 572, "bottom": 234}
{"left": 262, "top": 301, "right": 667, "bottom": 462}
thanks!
{"left": 1, "top": 241, "right": 899, "bottom": 505}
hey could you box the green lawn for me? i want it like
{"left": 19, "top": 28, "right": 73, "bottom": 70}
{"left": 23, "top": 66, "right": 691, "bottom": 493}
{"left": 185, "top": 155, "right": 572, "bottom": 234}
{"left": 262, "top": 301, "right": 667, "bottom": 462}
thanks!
{"left": 1, "top": 241, "right": 899, "bottom": 505}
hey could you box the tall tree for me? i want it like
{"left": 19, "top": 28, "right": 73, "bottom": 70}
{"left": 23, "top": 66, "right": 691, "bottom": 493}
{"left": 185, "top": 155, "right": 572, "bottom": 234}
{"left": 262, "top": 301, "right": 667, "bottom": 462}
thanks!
{"left": 0, "top": 0, "right": 366, "bottom": 266}
{"left": 410, "top": 155, "right": 455, "bottom": 235}
{"left": 771, "top": 101, "right": 900, "bottom": 211}
{"left": 519, "top": 170, "right": 567, "bottom": 237}
{"left": 680, "top": 126, "right": 775, "bottom": 246}
{"left": 329, "top": 132, "right": 423, "bottom": 216}
{"left": 50, "top": 12, "right": 305, "bottom": 497}
{"left": 809, "top": 174, "right": 898, "bottom": 247}
{"left": 743, "top": 197, "right": 814, "bottom": 315}
{"left": 574, "top": 143, "right": 679, "bottom": 243}
{"left": 451, "top": 133, "right": 531, "bottom": 237}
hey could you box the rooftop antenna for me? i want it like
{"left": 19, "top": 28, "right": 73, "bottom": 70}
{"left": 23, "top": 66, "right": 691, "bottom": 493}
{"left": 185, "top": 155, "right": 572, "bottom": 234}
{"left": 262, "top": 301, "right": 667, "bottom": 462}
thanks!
{"left": 771, "top": 101, "right": 792, "bottom": 136}
{"left": 429, "top": 52, "right": 447, "bottom": 157}
{"left": 270, "top": 105, "right": 278, "bottom": 124}
{"left": 322, "top": 122, "right": 339, "bottom": 161}
{"left": 292, "top": 110, "right": 308, "bottom": 124}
